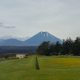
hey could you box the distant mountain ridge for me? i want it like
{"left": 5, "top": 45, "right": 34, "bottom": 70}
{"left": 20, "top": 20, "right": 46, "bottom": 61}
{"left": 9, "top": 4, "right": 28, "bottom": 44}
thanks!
{"left": 0, "top": 36, "right": 29, "bottom": 41}
{"left": 0, "top": 32, "right": 62, "bottom": 46}
{"left": 0, "top": 39, "right": 22, "bottom": 46}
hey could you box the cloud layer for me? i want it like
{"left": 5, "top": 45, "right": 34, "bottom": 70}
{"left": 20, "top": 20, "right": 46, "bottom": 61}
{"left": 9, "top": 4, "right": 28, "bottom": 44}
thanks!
{"left": 0, "top": 22, "right": 16, "bottom": 28}
{"left": 0, "top": 0, "right": 80, "bottom": 39}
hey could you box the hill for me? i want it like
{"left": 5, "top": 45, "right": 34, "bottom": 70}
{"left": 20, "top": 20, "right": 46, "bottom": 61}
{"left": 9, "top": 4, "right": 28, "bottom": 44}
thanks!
{"left": 0, "top": 39, "right": 22, "bottom": 46}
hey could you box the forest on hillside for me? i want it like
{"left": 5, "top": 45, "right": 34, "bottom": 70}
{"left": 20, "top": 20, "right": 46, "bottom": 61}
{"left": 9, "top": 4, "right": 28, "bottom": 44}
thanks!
{"left": 37, "top": 37, "right": 80, "bottom": 56}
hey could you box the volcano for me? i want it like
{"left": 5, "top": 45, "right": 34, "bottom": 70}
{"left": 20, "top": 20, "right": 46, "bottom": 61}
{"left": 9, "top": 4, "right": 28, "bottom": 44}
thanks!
{"left": 24, "top": 32, "right": 62, "bottom": 46}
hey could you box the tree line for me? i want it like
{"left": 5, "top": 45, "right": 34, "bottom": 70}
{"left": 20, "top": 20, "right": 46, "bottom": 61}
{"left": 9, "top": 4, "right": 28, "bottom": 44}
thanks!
{"left": 37, "top": 37, "right": 80, "bottom": 56}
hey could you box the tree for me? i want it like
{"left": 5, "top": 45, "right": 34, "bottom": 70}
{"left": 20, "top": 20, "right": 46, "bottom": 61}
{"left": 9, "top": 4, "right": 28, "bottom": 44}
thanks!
{"left": 73, "top": 37, "right": 80, "bottom": 55}
{"left": 54, "top": 41, "right": 62, "bottom": 55}
{"left": 37, "top": 41, "right": 62, "bottom": 56}
{"left": 37, "top": 37, "right": 80, "bottom": 56}
{"left": 49, "top": 44, "right": 55, "bottom": 55}
{"left": 61, "top": 38, "right": 73, "bottom": 55}
{"left": 37, "top": 41, "right": 50, "bottom": 56}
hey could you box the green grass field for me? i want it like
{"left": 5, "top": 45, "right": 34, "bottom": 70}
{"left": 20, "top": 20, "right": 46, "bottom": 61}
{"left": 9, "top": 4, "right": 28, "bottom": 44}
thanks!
{"left": 0, "top": 56, "right": 80, "bottom": 80}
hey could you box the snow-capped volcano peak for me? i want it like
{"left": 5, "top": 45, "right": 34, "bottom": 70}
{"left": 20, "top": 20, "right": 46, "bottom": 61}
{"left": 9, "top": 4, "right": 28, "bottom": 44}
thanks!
{"left": 24, "top": 31, "right": 62, "bottom": 46}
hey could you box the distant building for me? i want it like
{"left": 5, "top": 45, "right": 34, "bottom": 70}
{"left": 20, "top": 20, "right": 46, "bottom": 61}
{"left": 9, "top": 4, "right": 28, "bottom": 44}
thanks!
{"left": 16, "top": 54, "right": 26, "bottom": 59}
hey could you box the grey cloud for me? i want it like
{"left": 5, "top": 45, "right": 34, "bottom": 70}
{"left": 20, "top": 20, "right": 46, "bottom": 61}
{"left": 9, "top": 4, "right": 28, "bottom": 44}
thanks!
{"left": 5, "top": 26, "right": 16, "bottom": 28}
{"left": 0, "top": 22, "right": 16, "bottom": 29}
{"left": 0, "top": 0, "right": 80, "bottom": 39}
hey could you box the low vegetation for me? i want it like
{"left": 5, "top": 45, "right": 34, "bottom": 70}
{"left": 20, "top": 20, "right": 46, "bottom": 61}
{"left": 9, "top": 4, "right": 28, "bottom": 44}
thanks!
{"left": 35, "top": 56, "right": 40, "bottom": 70}
{"left": 0, "top": 56, "right": 80, "bottom": 80}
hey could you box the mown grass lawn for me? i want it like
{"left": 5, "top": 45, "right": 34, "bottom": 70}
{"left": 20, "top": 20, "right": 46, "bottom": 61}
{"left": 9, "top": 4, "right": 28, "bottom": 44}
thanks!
{"left": 0, "top": 56, "right": 80, "bottom": 80}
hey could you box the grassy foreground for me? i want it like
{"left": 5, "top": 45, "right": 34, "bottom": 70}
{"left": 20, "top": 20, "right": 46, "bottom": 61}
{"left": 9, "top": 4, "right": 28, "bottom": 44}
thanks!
{"left": 0, "top": 56, "right": 80, "bottom": 80}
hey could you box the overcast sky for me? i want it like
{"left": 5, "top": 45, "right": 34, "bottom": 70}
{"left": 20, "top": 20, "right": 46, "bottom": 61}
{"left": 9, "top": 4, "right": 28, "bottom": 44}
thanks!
{"left": 0, "top": 0, "right": 80, "bottom": 39}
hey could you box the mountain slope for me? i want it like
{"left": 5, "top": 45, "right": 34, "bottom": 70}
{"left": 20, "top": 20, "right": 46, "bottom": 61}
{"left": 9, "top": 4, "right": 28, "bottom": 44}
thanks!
{"left": 24, "top": 32, "right": 62, "bottom": 46}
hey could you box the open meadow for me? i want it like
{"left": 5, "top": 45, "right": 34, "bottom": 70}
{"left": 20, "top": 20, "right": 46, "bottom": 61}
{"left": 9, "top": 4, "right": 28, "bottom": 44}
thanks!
{"left": 0, "top": 56, "right": 80, "bottom": 80}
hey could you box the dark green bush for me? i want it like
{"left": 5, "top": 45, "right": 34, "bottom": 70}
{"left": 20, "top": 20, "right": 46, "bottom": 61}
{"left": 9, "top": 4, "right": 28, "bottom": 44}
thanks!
{"left": 35, "top": 56, "right": 40, "bottom": 70}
